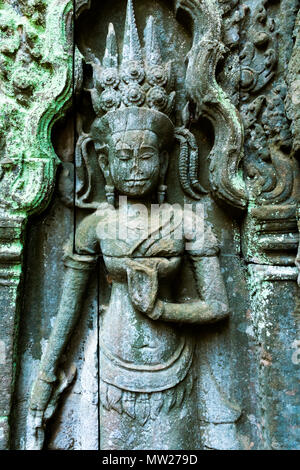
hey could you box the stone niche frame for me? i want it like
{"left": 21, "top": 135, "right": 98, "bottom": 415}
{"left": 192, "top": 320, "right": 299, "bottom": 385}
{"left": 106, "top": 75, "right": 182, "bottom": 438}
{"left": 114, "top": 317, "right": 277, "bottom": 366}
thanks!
{"left": 0, "top": 0, "right": 74, "bottom": 449}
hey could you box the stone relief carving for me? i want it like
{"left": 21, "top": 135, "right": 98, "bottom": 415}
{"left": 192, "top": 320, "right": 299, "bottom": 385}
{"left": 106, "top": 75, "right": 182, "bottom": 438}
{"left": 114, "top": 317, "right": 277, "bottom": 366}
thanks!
{"left": 240, "top": 0, "right": 279, "bottom": 99}
{"left": 239, "top": 0, "right": 299, "bottom": 266}
{"left": 26, "top": 0, "right": 244, "bottom": 450}
{"left": 239, "top": 0, "right": 300, "bottom": 450}
{"left": 179, "top": 0, "right": 247, "bottom": 211}
{"left": 0, "top": 0, "right": 298, "bottom": 451}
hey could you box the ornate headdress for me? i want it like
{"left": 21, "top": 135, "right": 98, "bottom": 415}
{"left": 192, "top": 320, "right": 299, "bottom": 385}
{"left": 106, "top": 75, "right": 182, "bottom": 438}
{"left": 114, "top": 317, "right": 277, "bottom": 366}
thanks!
{"left": 90, "top": 0, "right": 175, "bottom": 147}
{"left": 76, "top": 0, "right": 207, "bottom": 208}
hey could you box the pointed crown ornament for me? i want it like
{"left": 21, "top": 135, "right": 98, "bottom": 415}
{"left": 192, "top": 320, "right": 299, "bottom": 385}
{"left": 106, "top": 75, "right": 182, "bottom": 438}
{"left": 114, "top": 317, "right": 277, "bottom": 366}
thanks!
{"left": 75, "top": 0, "right": 207, "bottom": 209}
{"left": 90, "top": 0, "right": 175, "bottom": 147}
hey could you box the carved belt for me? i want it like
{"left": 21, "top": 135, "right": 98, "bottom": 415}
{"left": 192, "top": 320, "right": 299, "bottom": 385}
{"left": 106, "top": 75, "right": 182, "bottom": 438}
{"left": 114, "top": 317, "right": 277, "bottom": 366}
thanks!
{"left": 100, "top": 339, "right": 194, "bottom": 393}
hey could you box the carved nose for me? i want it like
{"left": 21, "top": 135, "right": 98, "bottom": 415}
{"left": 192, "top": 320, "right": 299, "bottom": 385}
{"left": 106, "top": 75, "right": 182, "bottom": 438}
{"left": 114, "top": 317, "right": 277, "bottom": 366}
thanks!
{"left": 131, "top": 157, "right": 142, "bottom": 176}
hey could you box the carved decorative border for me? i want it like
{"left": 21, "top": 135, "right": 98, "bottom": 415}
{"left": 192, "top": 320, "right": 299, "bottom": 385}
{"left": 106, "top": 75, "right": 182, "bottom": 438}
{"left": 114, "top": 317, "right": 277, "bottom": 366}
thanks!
{"left": 0, "top": 0, "right": 73, "bottom": 449}
{"left": 176, "top": 0, "right": 247, "bottom": 211}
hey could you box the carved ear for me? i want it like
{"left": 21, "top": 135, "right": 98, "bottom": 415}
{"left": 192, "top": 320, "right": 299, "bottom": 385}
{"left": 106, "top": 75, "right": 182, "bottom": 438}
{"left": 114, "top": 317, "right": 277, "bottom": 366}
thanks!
{"left": 159, "top": 150, "right": 169, "bottom": 182}
{"left": 98, "top": 153, "right": 109, "bottom": 176}
{"left": 97, "top": 148, "right": 112, "bottom": 184}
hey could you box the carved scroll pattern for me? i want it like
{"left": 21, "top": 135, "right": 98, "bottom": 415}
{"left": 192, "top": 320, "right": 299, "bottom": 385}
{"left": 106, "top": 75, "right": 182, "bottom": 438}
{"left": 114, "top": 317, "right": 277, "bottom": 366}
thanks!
{"left": 176, "top": 0, "right": 247, "bottom": 211}
{"left": 239, "top": 0, "right": 299, "bottom": 207}
{"left": 0, "top": 0, "right": 74, "bottom": 215}
{"left": 239, "top": 0, "right": 299, "bottom": 266}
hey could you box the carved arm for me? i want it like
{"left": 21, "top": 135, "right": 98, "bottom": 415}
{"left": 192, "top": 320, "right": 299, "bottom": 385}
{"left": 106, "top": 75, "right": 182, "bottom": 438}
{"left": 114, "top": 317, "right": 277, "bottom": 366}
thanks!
{"left": 148, "top": 256, "right": 229, "bottom": 325}
{"left": 29, "top": 251, "right": 97, "bottom": 416}
{"left": 27, "top": 213, "right": 101, "bottom": 448}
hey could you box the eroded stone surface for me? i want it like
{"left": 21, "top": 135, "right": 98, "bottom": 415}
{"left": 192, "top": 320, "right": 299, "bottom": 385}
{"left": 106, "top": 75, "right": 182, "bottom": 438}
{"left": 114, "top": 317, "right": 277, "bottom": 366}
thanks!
{"left": 0, "top": 0, "right": 299, "bottom": 451}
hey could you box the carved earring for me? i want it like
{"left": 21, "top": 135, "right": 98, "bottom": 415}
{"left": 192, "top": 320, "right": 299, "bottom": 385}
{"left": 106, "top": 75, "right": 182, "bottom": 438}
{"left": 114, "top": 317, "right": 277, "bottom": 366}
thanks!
{"left": 105, "top": 185, "right": 115, "bottom": 206}
{"left": 157, "top": 185, "right": 167, "bottom": 204}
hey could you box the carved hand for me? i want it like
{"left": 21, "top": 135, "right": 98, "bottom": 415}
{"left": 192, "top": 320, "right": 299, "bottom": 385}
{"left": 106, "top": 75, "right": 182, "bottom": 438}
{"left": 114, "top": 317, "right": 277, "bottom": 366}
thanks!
{"left": 142, "top": 256, "right": 230, "bottom": 325}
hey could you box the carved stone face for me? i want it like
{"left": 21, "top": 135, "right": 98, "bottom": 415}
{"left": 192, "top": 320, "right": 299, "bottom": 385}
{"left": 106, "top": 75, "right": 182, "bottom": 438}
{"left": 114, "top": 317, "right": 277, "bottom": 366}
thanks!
{"left": 108, "top": 130, "right": 162, "bottom": 197}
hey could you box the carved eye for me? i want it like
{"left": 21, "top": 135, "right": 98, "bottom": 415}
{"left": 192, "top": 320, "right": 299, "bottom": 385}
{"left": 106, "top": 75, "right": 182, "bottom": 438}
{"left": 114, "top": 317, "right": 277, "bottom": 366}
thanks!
{"left": 140, "top": 152, "right": 154, "bottom": 159}
{"left": 116, "top": 152, "right": 131, "bottom": 161}
{"left": 139, "top": 147, "right": 156, "bottom": 159}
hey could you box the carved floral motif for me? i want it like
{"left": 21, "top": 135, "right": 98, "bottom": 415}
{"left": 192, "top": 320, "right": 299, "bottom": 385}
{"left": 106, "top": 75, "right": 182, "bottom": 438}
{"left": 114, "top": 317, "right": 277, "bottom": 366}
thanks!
{"left": 238, "top": 0, "right": 299, "bottom": 266}
{"left": 240, "top": 0, "right": 278, "bottom": 99}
